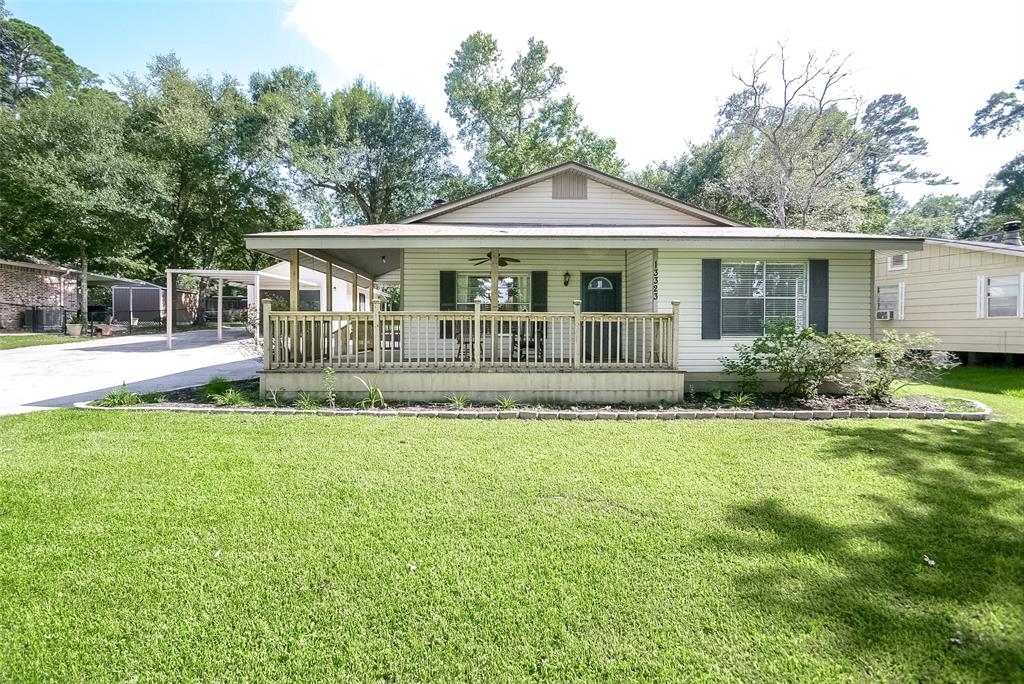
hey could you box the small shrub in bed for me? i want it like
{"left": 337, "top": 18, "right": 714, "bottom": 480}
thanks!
{"left": 855, "top": 331, "right": 958, "bottom": 402}
{"left": 95, "top": 383, "right": 142, "bottom": 407}
{"left": 720, "top": 320, "right": 868, "bottom": 399}
{"left": 210, "top": 388, "right": 253, "bottom": 407}
{"left": 200, "top": 376, "right": 232, "bottom": 401}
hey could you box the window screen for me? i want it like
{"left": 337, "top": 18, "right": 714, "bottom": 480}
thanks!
{"left": 987, "top": 275, "right": 1019, "bottom": 317}
{"left": 721, "top": 262, "right": 807, "bottom": 335}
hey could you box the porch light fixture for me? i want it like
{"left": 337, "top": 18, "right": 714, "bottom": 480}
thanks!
{"left": 381, "top": 255, "right": 387, "bottom": 264}
{"left": 563, "top": 272, "right": 571, "bottom": 286}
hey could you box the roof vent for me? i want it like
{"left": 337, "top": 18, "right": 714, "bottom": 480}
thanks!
{"left": 1004, "top": 220, "right": 1022, "bottom": 246}
{"left": 552, "top": 170, "right": 587, "bottom": 200}
{"left": 431, "top": 198, "right": 446, "bottom": 207}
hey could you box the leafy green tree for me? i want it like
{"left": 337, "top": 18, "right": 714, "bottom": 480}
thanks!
{"left": 0, "top": 88, "right": 163, "bottom": 313}
{"left": 445, "top": 32, "right": 623, "bottom": 185}
{"left": 633, "top": 136, "right": 769, "bottom": 225}
{"left": 970, "top": 79, "right": 1024, "bottom": 138}
{"left": 888, "top": 194, "right": 959, "bottom": 237}
{"left": 0, "top": 8, "right": 95, "bottom": 109}
{"left": 716, "top": 48, "right": 871, "bottom": 231}
{"left": 971, "top": 80, "right": 1024, "bottom": 231}
{"left": 118, "top": 55, "right": 301, "bottom": 279}
{"left": 860, "top": 93, "right": 951, "bottom": 188}
{"left": 252, "top": 71, "right": 456, "bottom": 224}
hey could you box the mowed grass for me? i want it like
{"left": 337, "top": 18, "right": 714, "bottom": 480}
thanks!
{"left": 0, "top": 333, "right": 77, "bottom": 350}
{"left": 0, "top": 370, "right": 1022, "bottom": 681}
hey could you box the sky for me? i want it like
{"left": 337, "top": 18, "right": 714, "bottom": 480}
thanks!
{"left": 10, "top": 0, "right": 1024, "bottom": 204}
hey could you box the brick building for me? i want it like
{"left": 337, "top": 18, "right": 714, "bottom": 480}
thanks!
{"left": 0, "top": 259, "right": 80, "bottom": 330}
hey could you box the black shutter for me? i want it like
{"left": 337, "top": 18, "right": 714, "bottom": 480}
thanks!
{"left": 808, "top": 260, "right": 829, "bottom": 333}
{"left": 439, "top": 271, "right": 456, "bottom": 338}
{"left": 701, "top": 259, "right": 721, "bottom": 340}
{"left": 530, "top": 271, "right": 548, "bottom": 312}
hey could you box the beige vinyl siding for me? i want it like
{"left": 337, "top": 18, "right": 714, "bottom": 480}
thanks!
{"left": 401, "top": 248, "right": 630, "bottom": 358}
{"left": 425, "top": 178, "right": 716, "bottom": 226}
{"left": 657, "top": 250, "right": 872, "bottom": 372}
{"left": 875, "top": 243, "right": 1024, "bottom": 353}
{"left": 625, "top": 249, "right": 656, "bottom": 312}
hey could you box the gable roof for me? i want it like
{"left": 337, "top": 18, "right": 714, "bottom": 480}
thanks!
{"left": 399, "top": 161, "right": 743, "bottom": 227}
{"left": 924, "top": 237, "right": 1024, "bottom": 259}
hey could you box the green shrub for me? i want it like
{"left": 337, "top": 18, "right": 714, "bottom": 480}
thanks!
{"left": 854, "top": 331, "right": 958, "bottom": 402}
{"left": 720, "top": 320, "right": 868, "bottom": 398}
{"left": 322, "top": 367, "right": 337, "bottom": 409}
{"left": 138, "top": 392, "right": 166, "bottom": 404}
{"left": 446, "top": 394, "right": 469, "bottom": 410}
{"left": 211, "top": 388, "right": 253, "bottom": 407}
{"left": 200, "top": 376, "right": 232, "bottom": 401}
{"left": 496, "top": 395, "right": 517, "bottom": 410}
{"left": 723, "top": 392, "right": 754, "bottom": 408}
{"left": 294, "top": 393, "right": 321, "bottom": 410}
{"left": 95, "top": 383, "right": 142, "bottom": 407}
{"left": 354, "top": 376, "right": 386, "bottom": 410}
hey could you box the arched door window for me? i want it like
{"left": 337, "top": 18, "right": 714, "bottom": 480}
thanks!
{"left": 587, "top": 276, "right": 614, "bottom": 291}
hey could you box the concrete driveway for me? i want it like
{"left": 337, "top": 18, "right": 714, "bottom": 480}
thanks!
{"left": 0, "top": 329, "right": 260, "bottom": 415}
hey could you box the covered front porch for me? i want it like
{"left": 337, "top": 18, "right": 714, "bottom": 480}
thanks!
{"left": 252, "top": 243, "right": 683, "bottom": 403}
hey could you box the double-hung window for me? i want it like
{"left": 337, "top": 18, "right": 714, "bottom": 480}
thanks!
{"left": 455, "top": 273, "right": 530, "bottom": 311}
{"left": 876, "top": 283, "right": 905, "bottom": 320}
{"left": 721, "top": 261, "right": 807, "bottom": 335}
{"left": 984, "top": 275, "right": 1022, "bottom": 318}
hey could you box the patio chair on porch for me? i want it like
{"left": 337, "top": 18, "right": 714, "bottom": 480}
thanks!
{"left": 511, "top": 320, "right": 546, "bottom": 362}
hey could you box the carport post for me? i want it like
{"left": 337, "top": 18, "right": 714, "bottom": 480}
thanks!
{"left": 216, "top": 278, "right": 224, "bottom": 341}
{"left": 165, "top": 269, "right": 173, "bottom": 349}
{"left": 253, "top": 273, "right": 261, "bottom": 339}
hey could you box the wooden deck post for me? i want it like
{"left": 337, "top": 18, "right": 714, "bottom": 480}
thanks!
{"left": 670, "top": 300, "right": 680, "bottom": 369}
{"left": 372, "top": 297, "right": 381, "bottom": 369}
{"left": 289, "top": 249, "right": 300, "bottom": 311}
{"left": 572, "top": 299, "right": 582, "bottom": 368}
{"left": 473, "top": 300, "right": 481, "bottom": 369}
{"left": 262, "top": 299, "right": 272, "bottom": 370}
{"left": 324, "top": 260, "right": 334, "bottom": 311}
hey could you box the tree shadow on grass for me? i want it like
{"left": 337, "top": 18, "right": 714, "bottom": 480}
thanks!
{"left": 702, "top": 420, "right": 1024, "bottom": 680}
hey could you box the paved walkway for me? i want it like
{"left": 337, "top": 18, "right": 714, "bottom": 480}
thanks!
{"left": 0, "top": 329, "right": 260, "bottom": 415}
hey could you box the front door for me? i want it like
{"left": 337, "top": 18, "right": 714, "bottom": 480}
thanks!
{"left": 581, "top": 273, "right": 621, "bottom": 362}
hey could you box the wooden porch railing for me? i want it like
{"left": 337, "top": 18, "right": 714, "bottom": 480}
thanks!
{"left": 262, "top": 299, "right": 680, "bottom": 371}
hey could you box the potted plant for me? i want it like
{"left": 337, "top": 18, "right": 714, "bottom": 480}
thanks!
{"left": 66, "top": 313, "right": 87, "bottom": 337}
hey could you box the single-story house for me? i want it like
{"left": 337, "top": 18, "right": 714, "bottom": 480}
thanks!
{"left": 244, "top": 161, "right": 922, "bottom": 403}
{"left": 874, "top": 222, "right": 1024, "bottom": 359}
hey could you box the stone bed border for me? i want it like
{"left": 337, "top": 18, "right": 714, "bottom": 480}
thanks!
{"left": 74, "top": 399, "right": 993, "bottom": 421}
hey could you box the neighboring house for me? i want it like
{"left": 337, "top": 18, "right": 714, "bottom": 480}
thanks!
{"left": 0, "top": 258, "right": 80, "bottom": 331}
{"left": 244, "top": 161, "right": 921, "bottom": 402}
{"left": 874, "top": 224, "right": 1024, "bottom": 359}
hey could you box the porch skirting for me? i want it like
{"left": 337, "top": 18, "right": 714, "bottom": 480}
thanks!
{"left": 260, "top": 369, "right": 685, "bottom": 404}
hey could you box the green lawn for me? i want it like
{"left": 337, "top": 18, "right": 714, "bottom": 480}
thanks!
{"left": 0, "top": 333, "right": 78, "bottom": 350}
{"left": 0, "top": 369, "right": 1022, "bottom": 681}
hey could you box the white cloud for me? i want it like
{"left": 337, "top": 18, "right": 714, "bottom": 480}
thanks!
{"left": 285, "top": 0, "right": 1024, "bottom": 203}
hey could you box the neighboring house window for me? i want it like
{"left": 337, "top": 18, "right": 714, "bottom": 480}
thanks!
{"left": 456, "top": 273, "right": 530, "bottom": 311}
{"left": 981, "top": 274, "right": 1023, "bottom": 318}
{"left": 721, "top": 262, "right": 806, "bottom": 335}
{"left": 887, "top": 253, "right": 909, "bottom": 271}
{"left": 876, "top": 283, "right": 905, "bottom": 320}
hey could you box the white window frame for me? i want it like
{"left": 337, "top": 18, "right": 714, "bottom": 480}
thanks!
{"left": 455, "top": 272, "right": 531, "bottom": 312}
{"left": 887, "top": 253, "right": 909, "bottom": 271}
{"left": 720, "top": 261, "right": 808, "bottom": 337}
{"left": 977, "top": 273, "right": 1024, "bottom": 319}
{"left": 876, "top": 282, "right": 905, "bottom": 320}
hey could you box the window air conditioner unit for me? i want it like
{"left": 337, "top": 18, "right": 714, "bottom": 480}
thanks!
{"left": 875, "top": 310, "right": 895, "bottom": 321}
